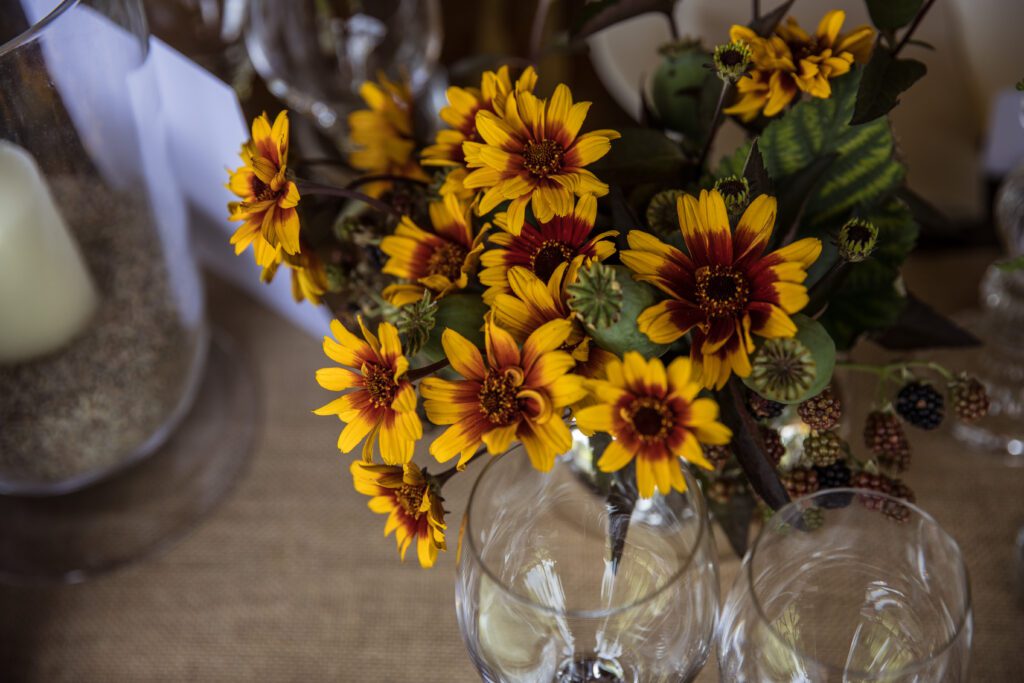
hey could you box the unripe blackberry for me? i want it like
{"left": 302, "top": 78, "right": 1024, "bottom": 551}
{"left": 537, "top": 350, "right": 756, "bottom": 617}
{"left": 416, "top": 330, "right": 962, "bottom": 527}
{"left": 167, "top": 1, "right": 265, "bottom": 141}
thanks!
{"left": 801, "top": 506, "right": 825, "bottom": 530}
{"left": 851, "top": 471, "right": 893, "bottom": 511}
{"left": 759, "top": 426, "right": 785, "bottom": 466}
{"left": 797, "top": 387, "right": 841, "bottom": 431}
{"left": 707, "top": 477, "right": 741, "bottom": 504}
{"left": 863, "top": 410, "right": 911, "bottom": 472}
{"left": 883, "top": 479, "right": 917, "bottom": 523}
{"left": 895, "top": 381, "right": 945, "bottom": 430}
{"left": 747, "top": 390, "right": 785, "bottom": 420}
{"left": 781, "top": 467, "right": 820, "bottom": 499}
{"left": 950, "top": 375, "right": 989, "bottom": 423}
{"left": 803, "top": 430, "right": 844, "bottom": 467}
{"left": 702, "top": 444, "right": 732, "bottom": 471}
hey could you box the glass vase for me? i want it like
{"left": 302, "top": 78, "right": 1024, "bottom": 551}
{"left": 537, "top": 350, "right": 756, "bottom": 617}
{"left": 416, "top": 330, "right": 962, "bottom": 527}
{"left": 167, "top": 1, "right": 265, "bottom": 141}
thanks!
{"left": 718, "top": 488, "right": 973, "bottom": 682}
{"left": 456, "top": 433, "right": 720, "bottom": 683}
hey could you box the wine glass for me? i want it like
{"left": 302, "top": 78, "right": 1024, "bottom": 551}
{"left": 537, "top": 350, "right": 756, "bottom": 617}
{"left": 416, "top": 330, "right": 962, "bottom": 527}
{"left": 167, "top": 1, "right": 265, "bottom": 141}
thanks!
{"left": 718, "top": 489, "right": 973, "bottom": 682}
{"left": 456, "top": 444, "right": 720, "bottom": 683}
{"left": 244, "top": 0, "right": 442, "bottom": 135}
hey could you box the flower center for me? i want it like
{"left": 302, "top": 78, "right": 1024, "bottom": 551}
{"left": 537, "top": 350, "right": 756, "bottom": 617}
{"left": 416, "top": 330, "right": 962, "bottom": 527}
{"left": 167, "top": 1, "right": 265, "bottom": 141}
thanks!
{"left": 364, "top": 363, "right": 399, "bottom": 408}
{"left": 628, "top": 397, "right": 674, "bottom": 441}
{"left": 791, "top": 37, "right": 822, "bottom": 62}
{"left": 695, "top": 265, "right": 749, "bottom": 318}
{"left": 478, "top": 369, "right": 521, "bottom": 426}
{"left": 427, "top": 242, "right": 468, "bottom": 281}
{"left": 720, "top": 49, "right": 744, "bottom": 66}
{"left": 251, "top": 176, "right": 279, "bottom": 202}
{"left": 396, "top": 483, "right": 425, "bottom": 518}
{"left": 531, "top": 240, "right": 574, "bottom": 283}
{"left": 716, "top": 179, "right": 747, "bottom": 197}
{"left": 522, "top": 139, "right": 565, "bottom": 178}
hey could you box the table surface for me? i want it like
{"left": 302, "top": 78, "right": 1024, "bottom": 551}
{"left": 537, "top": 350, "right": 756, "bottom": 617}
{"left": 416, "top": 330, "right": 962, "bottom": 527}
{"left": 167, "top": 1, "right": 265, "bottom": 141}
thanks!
{"left": 1, "top": 248, "right": 1022, "bottom": 682}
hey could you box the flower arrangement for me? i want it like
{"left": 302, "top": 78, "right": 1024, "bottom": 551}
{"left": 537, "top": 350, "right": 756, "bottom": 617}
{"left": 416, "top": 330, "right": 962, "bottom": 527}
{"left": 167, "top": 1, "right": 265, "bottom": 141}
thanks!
{"left": 226, "top": 0, "right": 987, "bottom": 565}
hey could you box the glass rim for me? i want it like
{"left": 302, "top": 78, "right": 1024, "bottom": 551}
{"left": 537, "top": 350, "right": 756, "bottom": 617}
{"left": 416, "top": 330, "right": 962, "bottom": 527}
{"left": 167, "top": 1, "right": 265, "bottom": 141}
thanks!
{"left": 747, "top": 487, "right": 973, "bottom": 679}
{"left": 462, "top": 444, "right": 711, "bottom": 620}
{"left": 0, "top": 0, "right": 81, "bottom": 59}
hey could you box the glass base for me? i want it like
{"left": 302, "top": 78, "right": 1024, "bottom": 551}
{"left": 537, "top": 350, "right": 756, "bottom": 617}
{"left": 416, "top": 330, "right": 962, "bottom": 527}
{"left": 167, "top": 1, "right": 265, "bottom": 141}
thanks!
{"left": 0, "top": 327, "right": 257, "bottom": 584}
{"left": 920, "top": 310, "right": 1024, "bottom": 464}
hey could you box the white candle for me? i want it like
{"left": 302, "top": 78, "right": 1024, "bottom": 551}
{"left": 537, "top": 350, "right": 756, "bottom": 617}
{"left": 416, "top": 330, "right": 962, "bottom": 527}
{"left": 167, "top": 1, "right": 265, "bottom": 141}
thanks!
{"left": 0, "top": 141, "right": 99, "bottom": 363}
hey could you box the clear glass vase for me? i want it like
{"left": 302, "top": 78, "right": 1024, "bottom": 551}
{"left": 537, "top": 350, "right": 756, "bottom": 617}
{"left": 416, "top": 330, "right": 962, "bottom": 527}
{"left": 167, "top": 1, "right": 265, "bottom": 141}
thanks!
{"left": 456, "top": 435, "right": 720, "bottom": 683}
{"left": 718, "top": 489, "right": 973, "bottom": 682}
{"left": 0, "top": 0, "right": 207, "bottom": 494}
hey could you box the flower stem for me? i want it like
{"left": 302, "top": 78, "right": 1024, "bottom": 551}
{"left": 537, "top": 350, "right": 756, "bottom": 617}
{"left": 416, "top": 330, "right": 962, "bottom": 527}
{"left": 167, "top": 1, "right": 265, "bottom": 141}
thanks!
{"left": 696, "top": 81, "right": 733, "bottom": 175}
{"left": 432, "top": 445, "right": 487, "bottom": 488}
{"left": 408, "top": 358, "right": 450, "bottom": 381}
{"left": 837, "top": 359, "right": 955, "bottom": 382}
{"left": 752, "top": 0, "right": 760, "bottom": 21}
{"left": 294, "top": 179, "right": 403, "bottom": 221}
{"left": 892, "top": 0, "right": 937, "bottom": 56}
{"left": 806, "top": 260, "right": 851, "bottom": 317}
{"left": 345, "top": 174, "right": 429, "bottom": 191}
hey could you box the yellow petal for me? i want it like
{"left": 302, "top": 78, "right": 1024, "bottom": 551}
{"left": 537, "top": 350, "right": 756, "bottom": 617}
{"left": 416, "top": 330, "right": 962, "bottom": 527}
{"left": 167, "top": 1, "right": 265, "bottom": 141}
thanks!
{"left": 597, "top": 439, "right": 634, "bottom": 472}
{"left": 441, "top": 328, "right": 487, "bottom": 379}
{"left": 315, "top": 367, "right": 361, "bottom": 391}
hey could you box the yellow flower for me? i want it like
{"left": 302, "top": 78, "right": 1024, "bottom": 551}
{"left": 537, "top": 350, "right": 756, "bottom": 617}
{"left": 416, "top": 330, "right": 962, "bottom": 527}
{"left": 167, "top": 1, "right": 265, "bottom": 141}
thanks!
{"left": 351, "top": 461, "right": 446, "bottom": 568}
{"left": 259, "top": 243, "right": 329, "bottom": 305}
{"left": 347, "top": 75, "right": 429, "bottom": 194}
{"left": 462, "top": 84, "right": 620, "bottom": 235}
{"left": 725, "top": 10, "right": 874, "bottom": 121}
{"left": 436, "top": 167, "right": 477, "bottom": 201}
{"left": 381, "top": 195, "right": 487, "bottom": 306}
{"left": 314, "top": 317, "right": 422, "bottom": 464}
{"left": 491, "top": 261, "right": 616, "bottom": 379}
{"left": 574, "top": 352, "right": 732, "bottom": 499}
{"left": 227, "top": 111, "right": 300, "bottom": 267}
{"left": 479, "top": 193, "right": 617, "bottom": 303}
{"left": 422, "top": 66, "right": 538, "bottom": 168}
{"left": 621, "top": 190, "right": 821, "bottom": 389}
{"left": 420, "top": 317, "right": 587, "bottom": 471}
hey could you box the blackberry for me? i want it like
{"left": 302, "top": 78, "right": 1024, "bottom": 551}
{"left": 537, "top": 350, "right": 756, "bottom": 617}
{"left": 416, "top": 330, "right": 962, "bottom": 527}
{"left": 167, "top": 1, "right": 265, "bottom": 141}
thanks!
{"left": 803, "top": 431, "right": 844, "bottom": 467}
{"left": 759, "top": 426, "right": 785, "bottom": 465}
{"left": 801, "top": 506, "right": 825, "bottom": 530}
{"left": 883, "top": 479, "right": 917, "bottom": 523}
{"left": 950, "top": 375, "right": 989, "bottom": 423}
{"left": 895, "top": 381, "right": 945, "bottom": 430}
{"left": 781, "top": 467, "right": 819, "bottom": 499}
{"left": 702, "top": 444, "right": 732, "bottom": 471}
{"left": 851, "top": 471, "right": 892, "bottom": 511}
{"left": 797, "top": 387, "right": 841, "bottom": 431}
{"left": 815, "top": 461, "right": 853, "bottom": 509}
{"left": 747, "top": 391, "right": 785, "bottom": 420}
{"left": 863, "top": 410, "right": 911, "bottom": 472}
{"left": 707, "top": 477, "right": 742, "bottom": 504}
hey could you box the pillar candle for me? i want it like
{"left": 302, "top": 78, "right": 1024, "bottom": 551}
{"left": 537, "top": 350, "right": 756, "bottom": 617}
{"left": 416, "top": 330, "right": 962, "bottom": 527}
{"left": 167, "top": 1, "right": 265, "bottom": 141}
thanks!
{"left": 0, "top": 141, "right": 99, "bottom": 363}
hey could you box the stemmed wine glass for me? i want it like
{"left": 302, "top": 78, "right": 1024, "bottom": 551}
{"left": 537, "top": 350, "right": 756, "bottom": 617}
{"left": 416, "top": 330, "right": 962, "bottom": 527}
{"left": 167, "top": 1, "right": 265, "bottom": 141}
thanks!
{"left": 718, "top": 489, "right": 973, "bottom": 682}
{"left": 456, "top": 444, "right": 720, "bottom": 683}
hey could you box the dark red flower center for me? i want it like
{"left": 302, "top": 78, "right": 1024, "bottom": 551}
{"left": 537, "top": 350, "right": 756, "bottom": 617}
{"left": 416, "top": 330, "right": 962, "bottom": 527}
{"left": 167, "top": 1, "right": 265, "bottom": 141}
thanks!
{"left": 427, "top": 242, "right": 468, "bottom": 281}
{"left": 522, "top": 139, "right": 565, "bottom": 178}
{"left": 531, "top": 240, "right": 574, "bottom": 283}
{"left": 365, "top": 362, "right": 399, "bottom": 408}
{"left": 396, "top": 483, "right": 425, "bottom": 518}
{"left": 629, "top": 397, "right": 673, "bottom": 441}
{"left": 791, "top": 37, "right": 822, "bottom": 62}
{"left": 251, "top": 176, "right": 280, "bottom": 202}
{"left": 695, "top": 265, "right": 749, "bottom": 318}
{"left": 479, "top": 369, "right": 520, "bottom": 426}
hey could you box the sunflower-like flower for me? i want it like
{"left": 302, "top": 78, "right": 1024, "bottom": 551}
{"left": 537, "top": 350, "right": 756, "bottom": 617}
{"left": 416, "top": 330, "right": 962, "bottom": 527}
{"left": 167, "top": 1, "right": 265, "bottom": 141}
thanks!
{"left": 621, "top": 190, "right": 821, "bottom": 390}
{"left": 725, "top": 10, "right": 874, "bottom": 121}
{"left": 479, "top": 194, "right": 617, "bottom": 303}
{"left": 314, "top": 317, "right": 422, "bottom": 464}
{"left": 227, "top": 111, "right": 300, "bottom": 267}
{"left": 463, "top": 84, "right": 620, "bottom": 235}
{"left": 381, "top": 195, "right": 487, "bottom": 306}
{"left": 420, "top": 318, "right": 587, "bottom": 471}
{"left": 347, "top": 75, "right": 429, "bottom": 193}
{"left": 260, "top": 246, "right": 329, "bottom": 305}
{"left": 574, "top": 352, "right": 732, "bottom": 499}
{"left": 351, "top": 461, "right": 446, "bottom": 568}
{"left": 422, "top": 66, "right": 538, "bottom": 168}
{"left": 491, "top": 261, "right": 616, "bottom": 379}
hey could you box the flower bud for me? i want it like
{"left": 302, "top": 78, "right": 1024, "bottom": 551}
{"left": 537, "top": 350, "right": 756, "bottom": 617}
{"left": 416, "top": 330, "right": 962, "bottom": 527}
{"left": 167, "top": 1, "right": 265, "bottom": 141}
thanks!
{"left": 712, "top": 40, "right": 752, "bottom": 83}
{"left": 714, "top": 175, "right": 750, "bottom": 215}
{"left": 838, "top": 218, "right": 878, "bottom": 263}
{"left": 646, "top": 189, "right": 685, "bottom": 237}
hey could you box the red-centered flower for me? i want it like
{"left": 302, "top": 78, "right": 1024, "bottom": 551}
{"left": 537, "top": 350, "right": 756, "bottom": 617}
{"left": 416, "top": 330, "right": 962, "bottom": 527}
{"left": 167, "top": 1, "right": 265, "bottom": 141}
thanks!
{"left": 479, "top": 194, "right": 617, "bottom": 303}
{"left": 621, "top": 190, "right": 822, "bottom": 389}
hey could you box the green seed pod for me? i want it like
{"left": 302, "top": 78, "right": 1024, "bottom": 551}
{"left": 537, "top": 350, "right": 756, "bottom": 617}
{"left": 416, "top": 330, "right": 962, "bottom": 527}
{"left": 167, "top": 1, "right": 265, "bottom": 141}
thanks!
{"left": 743, "top": 313, "right": 836, "bottom": 404}
{"left": 646, "top": 189, "right": 685, "bottom": 237}
{"left": 650, "top": 41, "right": 715, "bottom": 149}
{"left": 582, "top": 265, "right": 670, "bottom": 358}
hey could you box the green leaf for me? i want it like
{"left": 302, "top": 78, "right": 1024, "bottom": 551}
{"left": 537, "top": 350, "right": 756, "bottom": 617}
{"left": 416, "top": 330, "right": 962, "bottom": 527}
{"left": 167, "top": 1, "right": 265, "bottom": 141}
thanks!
{"left": 590, "top": 127, "right": 688, "bottom": 185}
{"left": 866, "top": 0, "right": 924, "bottom": 30}
{"left": 715, "top": 141, "right": 752, "bottom": 179}
{"left": 750, "top": 0, "right": 796, "bottom": 36}
{"left": 851, "top": 47, "right": 927, "bottom": 124}
{"left": 760, "top": 70, "right": 905, "bottom": 229}
{"left": 572, "top": 0, "right": 675, "bottom": 40}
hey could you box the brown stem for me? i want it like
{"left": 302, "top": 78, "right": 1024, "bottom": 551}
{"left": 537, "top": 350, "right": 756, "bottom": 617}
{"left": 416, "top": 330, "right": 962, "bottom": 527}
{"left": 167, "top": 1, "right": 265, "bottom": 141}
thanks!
{"left": 345, "top": 174, "right": 429, "bottom": 191}
{"left": 407, "top": 358, "right": 450, "bottom": 381}
{"left": 295, "top": 179, "right": 403, "bottom": 221}
{"left": 696, "top": 81, "right": 733, "bottom": 175}
{"left": 529, "top": 0, "right": 554, "bottom": 63}
{"left": 432, "top": 445, "right": 487, "bottom": 487}
{"left": 752, "top": 0, "right": 760, "bottom": 21}
{"left": 892, "top": 0, "right": 937, "bottom": 56}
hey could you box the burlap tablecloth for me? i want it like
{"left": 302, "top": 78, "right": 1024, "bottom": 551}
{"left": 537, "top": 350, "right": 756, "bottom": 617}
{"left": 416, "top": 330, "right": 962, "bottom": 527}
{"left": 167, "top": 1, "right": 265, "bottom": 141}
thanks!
{"left": 1, "top": 249, "right": 1021, "bottom": 682}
